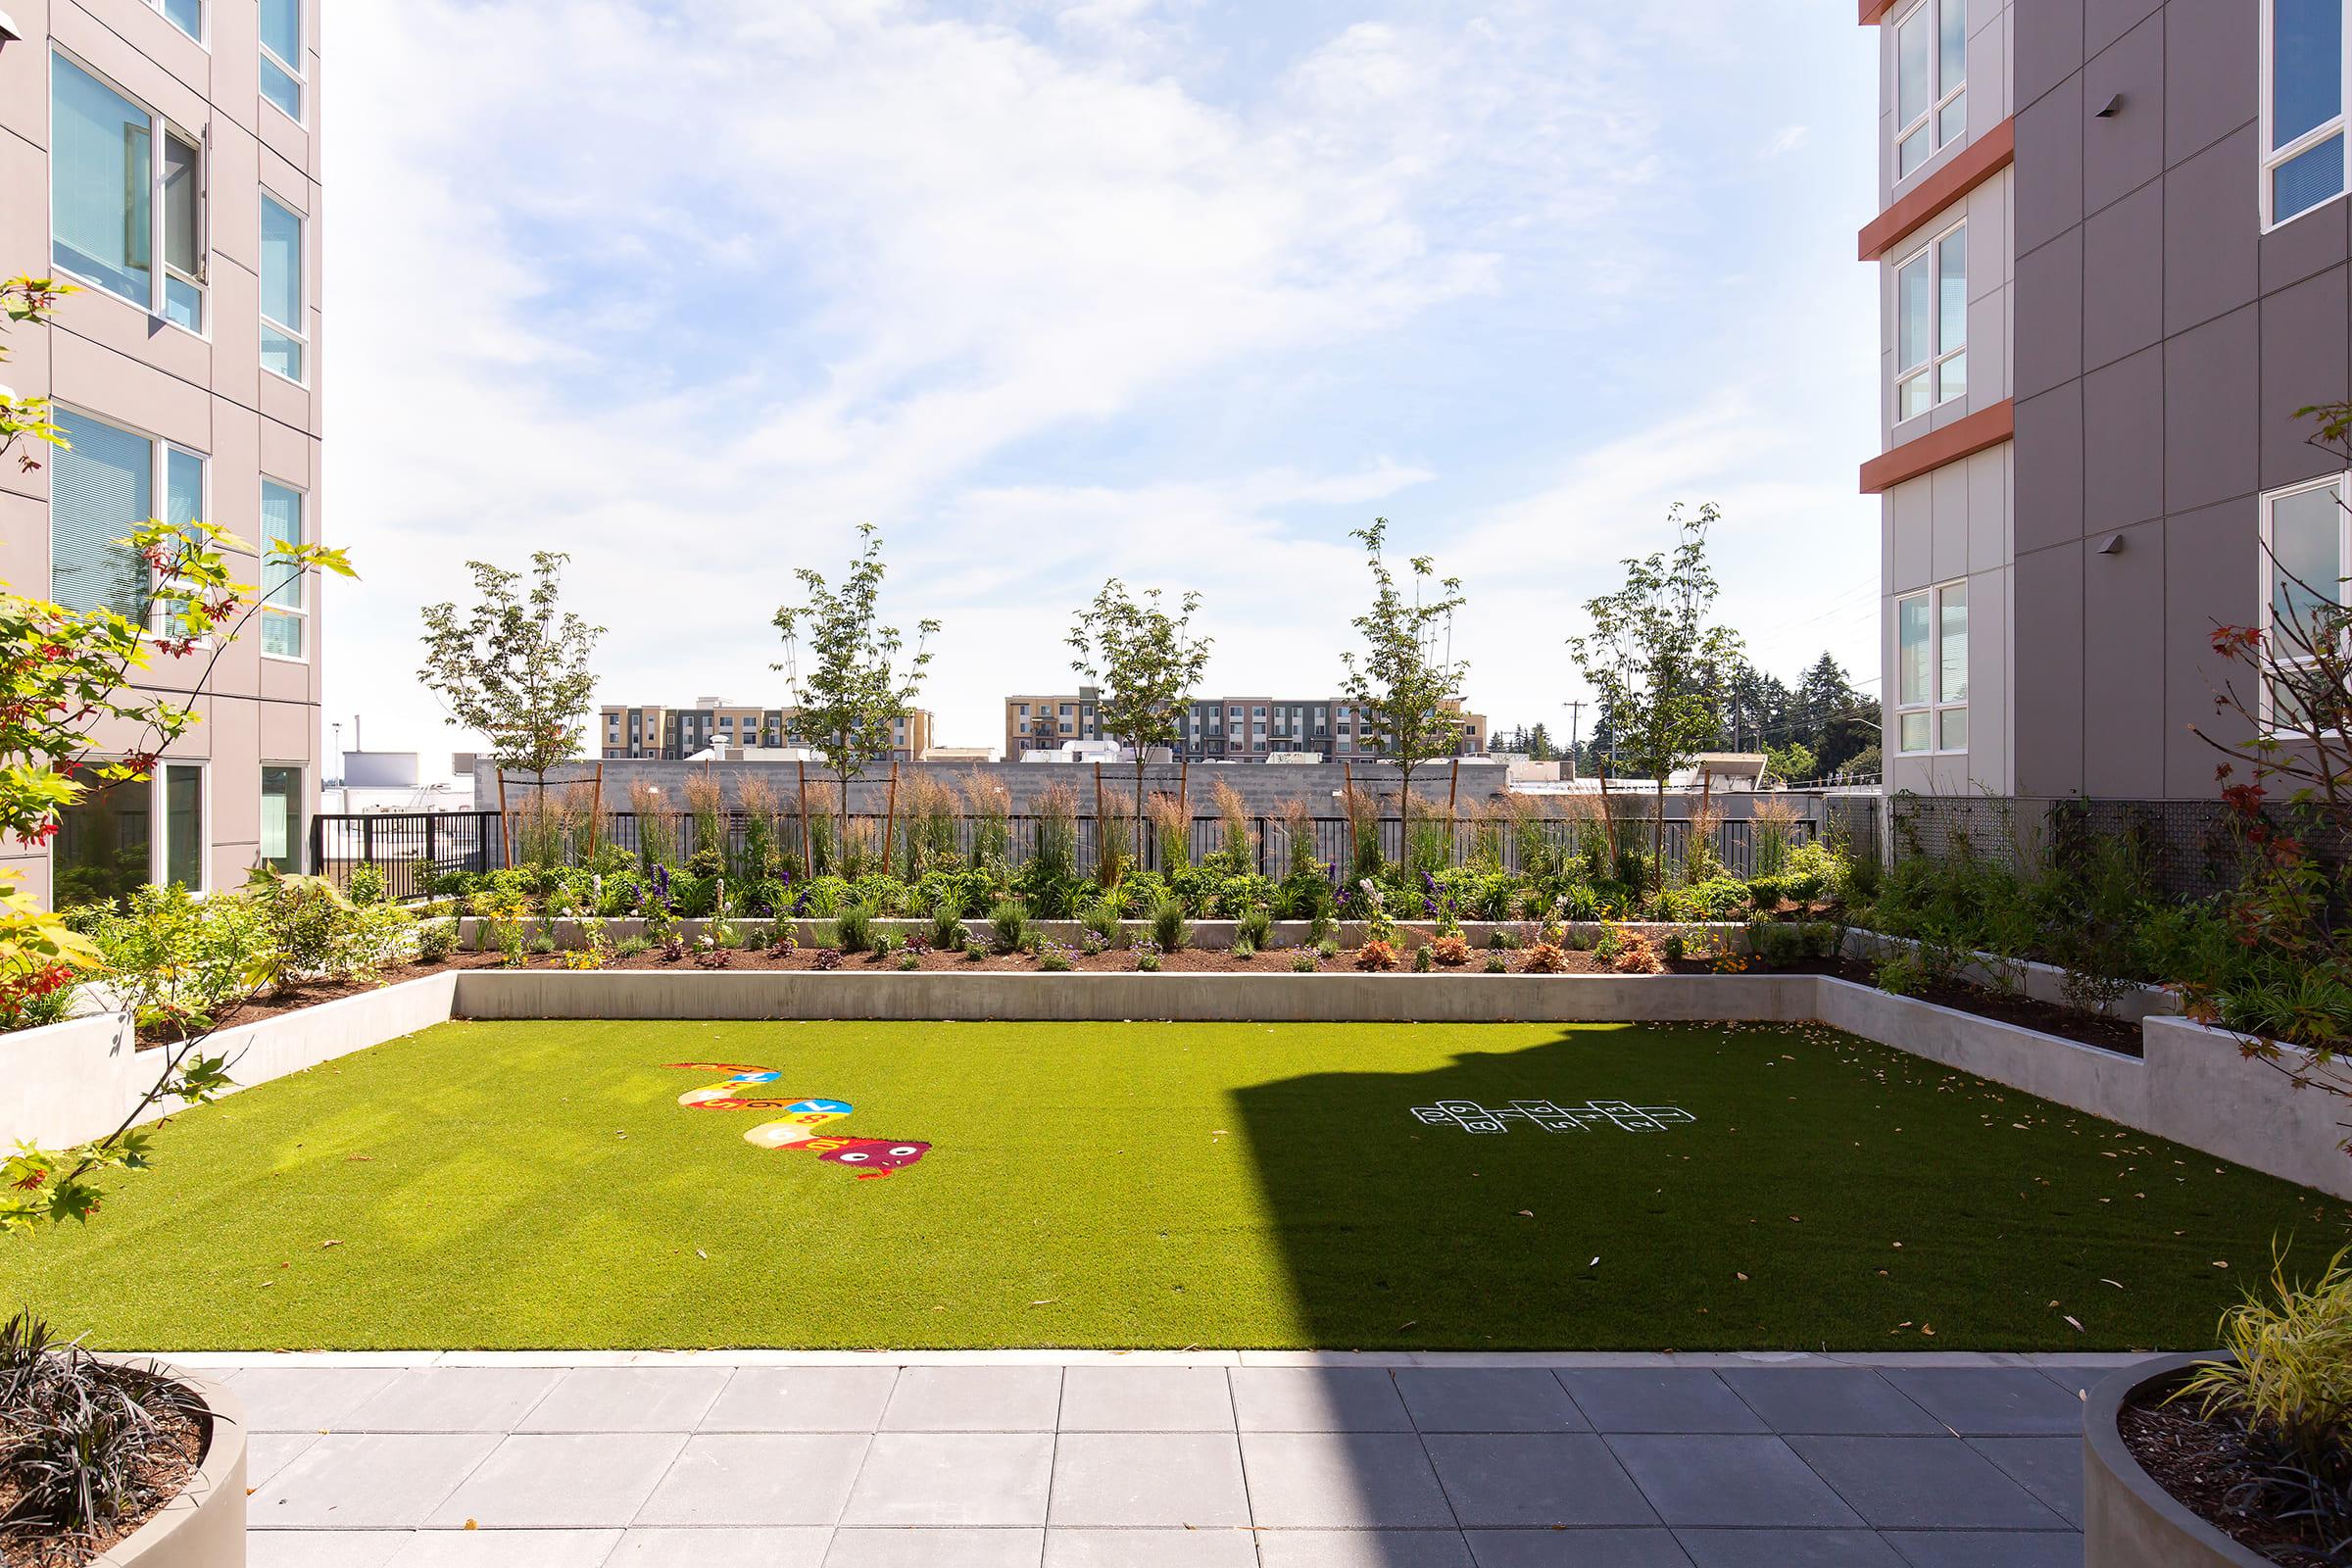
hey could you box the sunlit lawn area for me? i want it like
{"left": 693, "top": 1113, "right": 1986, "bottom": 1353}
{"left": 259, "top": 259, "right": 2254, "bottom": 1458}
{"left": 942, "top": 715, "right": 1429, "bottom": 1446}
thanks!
{"left": 5, "top": 1017, "right": 2338, "bottom": 1351}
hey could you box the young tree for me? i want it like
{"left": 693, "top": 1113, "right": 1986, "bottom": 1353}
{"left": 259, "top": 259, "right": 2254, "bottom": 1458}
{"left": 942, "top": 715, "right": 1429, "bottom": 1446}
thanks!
{"left": 1067, "top": 579, "right": 1212, "bottom": 862}
{"left": 1567, "top": 503, "right": 1744, "bottom": 881}
{"left": 1525, "top": 721, "right": 1554, "bottom": 761}
{"left": 1339, "top": 518, "right": 1469, "bottom": 824}
{"left": 773, "top": 523, "right": 937, "bottom": 850}
{"left": 418, "top": 552, "right": 603, "bottom": 796}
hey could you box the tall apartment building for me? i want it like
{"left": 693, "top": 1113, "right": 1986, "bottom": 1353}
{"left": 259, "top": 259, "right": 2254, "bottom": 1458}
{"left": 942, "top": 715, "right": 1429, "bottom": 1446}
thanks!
{"left": 1867, "top": 0, "right": 2350, "bottom": 800}
{"left": 1004, "top": 689, "right": 1488, "bottom": 762}
{"left": 0, "top": 0, "right": 324, "bottom": 906}
{"left": 600, "top": 700, "right": 933, "bottom": 762}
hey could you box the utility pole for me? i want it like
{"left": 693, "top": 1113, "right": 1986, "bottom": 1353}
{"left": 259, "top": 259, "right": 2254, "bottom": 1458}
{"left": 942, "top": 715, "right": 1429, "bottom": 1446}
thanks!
{"left": 1564, "top": 700, "right": 1586, "bottom": 782}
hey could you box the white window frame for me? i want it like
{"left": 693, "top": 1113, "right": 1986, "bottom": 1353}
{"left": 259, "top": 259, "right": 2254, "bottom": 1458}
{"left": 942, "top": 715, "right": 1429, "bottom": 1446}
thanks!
{"left": 51, "top": 403, "right": 214, "bottom": 639}
{"left": 259, "top": 475, "right": 309, "bottom": 662}
{"left": 258, "top": 188, "right": 309, "bottom": 386}
{"left": 56, "top": 759, "right": 211, "bottom": 899}
{"left": 2259, "top": 473, "right": 2352, "bottom": 734}
{"left": 1892, "top": 219, "right": 1967, "bottom": 426}
{"left": 47, "top": 48, "right": 210, "bottom": 336}
{"left": 259, "top": 761, "right": 304, "bottom": 873}
{"left": 1891, "top": 0, "right": 1968, "bottom": 183}
{"left": 258, "top": 0, "right": 307, "bottom": 125}
{"left": 2261, "top": 0, "right": 2352, "bottom": 231}
{"left": 150, "top": 0, "right": 207, "bottom": 46}
{"left": 1894, "top": 579, "right": 1969, "bottom": 755}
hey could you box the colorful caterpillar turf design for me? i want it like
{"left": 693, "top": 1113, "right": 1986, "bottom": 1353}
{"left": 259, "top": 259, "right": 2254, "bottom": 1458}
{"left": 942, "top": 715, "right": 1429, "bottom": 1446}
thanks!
{"left": 665, "top": 1062, "right": 931, "bottom": 1180}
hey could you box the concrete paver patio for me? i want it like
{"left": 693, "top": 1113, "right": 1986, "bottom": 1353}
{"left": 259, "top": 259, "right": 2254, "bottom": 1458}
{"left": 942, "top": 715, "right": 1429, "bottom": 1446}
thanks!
{"left": 195, "top": 1351, "right": 2124, "bottom": 1567}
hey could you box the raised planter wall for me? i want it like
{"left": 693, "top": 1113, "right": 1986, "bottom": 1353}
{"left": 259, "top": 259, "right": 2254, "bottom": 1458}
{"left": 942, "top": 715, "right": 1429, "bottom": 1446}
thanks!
{"left": 93, "top": 1364, "right": 246, "bottom": 1568}
{"left": 2083, "top": 1354, "right": 2268, "bottom": 1568}
{"left": 1841, "top": 928, "right": 2179, "bottom": 1023}
{"left": 450, "top": 916, "right": 1763, "bottom": 953}
{"left": 6, "top": 968, "right": 2343, "bottom": 1200}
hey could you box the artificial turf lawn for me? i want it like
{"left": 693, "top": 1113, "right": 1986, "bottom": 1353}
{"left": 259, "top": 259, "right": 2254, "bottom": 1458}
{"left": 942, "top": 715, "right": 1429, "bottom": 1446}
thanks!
{"left": 4, "top": 1018, "right": 2343, "bottom": 1351}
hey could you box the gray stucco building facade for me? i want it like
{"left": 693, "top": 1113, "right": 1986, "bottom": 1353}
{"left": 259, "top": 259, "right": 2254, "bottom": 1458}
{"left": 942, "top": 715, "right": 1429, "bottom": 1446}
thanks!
{"left": 1869, "top": 0, "right": 2348, "bottom": 801}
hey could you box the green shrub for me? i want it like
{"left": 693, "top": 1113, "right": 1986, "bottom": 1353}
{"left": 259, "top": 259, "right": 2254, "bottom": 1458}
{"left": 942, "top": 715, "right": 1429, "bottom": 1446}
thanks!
{"left": 346, "top": 863, "right": 388, "bottom": 906}
{"left": 1081, "top": 902, "right": 1123, "bottom": 950}
{"left": 1152, "top": 896, "right": 1192, "bottom": 953}
{"left": 930, "top": 902, "right": 968, "bottom": 952}
{"left": 1236, "top": 906, "right": 1273, "bottom": 951}
{"left": 1291, "top": 952, "right": 1317, "bottom": 973}
{"left": 1483, "top": 953, "right": 1507, "bottom": 974}
{"left": 834, "top": 903, "right": 877, "bottom": 955}
{"left": 613, "top": 934, "right": 653, "bottom": 957}
{"left": 988, "top": 899, "right": 1031, "bottom": 955}
{"left": 416, "top": 918, "right": 458, "bottom": 963}
{"left": 963, "top": 941, "right": 988, "bottom": 962}
{"left": 897, "top": 952, "right": 920, "bottom": 971}
{"left": 1746, "top": 875, "right": 1788, "bottom": 913}
{"left": 1875, "top": 949, "right": 1928, "bottom": 996}
{"left": 1136, "top": 948, "right": 1162, "bottom": 972}
{"left": 1412, "top": 944, "right": 1435, "bottom": 972}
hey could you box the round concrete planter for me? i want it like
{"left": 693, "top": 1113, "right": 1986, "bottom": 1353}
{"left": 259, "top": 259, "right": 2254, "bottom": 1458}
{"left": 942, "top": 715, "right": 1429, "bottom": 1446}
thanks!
{"left": 2084, "top": 1353, "right": 2269, "bottom": 1568}
{"left": 89, "top": 1362, "right": 247, "bottom": 1568}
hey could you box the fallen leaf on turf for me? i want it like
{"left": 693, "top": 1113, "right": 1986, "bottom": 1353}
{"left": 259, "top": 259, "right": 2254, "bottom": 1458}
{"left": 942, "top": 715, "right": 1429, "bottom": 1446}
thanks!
{"left": 319, "top": 1240, "right": 340, "bottom": 1249}
{"left": 2100, "top": 1279, "right": 2124, "bottom": 1290}
{"left": 1030, "top": 1298, "right": 1056, "bottom": 1306}
{"left": 465, "top": 1519, "right": 477, "bottom": 1531}
{"left": 2065, "top": 1316, "right": 2084, "bottom": 1332}
{"left": 695, "top": 1250, "right": 708, "bottom": 1259}
{"left": 1589, "top": 1256, "right": 1600, "bottom": 1268}
{"left": 2213, "top": 1260, "right": 2230, "bottom": 1269}
{"left": 1735, "top": 1272, "right": 1748, "bottom": 1282}
{"left": 1516, "top": 1210, "right": 1534, "bottom": 1218}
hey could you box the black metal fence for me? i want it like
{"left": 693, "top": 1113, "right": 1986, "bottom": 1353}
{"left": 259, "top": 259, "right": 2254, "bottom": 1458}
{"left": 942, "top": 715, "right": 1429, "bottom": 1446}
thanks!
{"left": 1883, "top": 794, "right": 2324, "bottom": 903}
{"left": 312, "top": 795, "right": 1877, "bottom": 901}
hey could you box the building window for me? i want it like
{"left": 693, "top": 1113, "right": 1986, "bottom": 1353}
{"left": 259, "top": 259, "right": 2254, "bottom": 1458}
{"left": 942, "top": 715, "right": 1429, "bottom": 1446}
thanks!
{"left": 50, "top": 53, "right": 207, "bottom": 331}
{"left": 260, "top": 192, "right": 307, "bottom": 382}
{"left": 2261, "top": 475, "right": 2350, "bottom": 730}
{"left": 1893, "top": 0, "right": 1966, "bottom": 179}
{"left": 2265, "top": 0, "right": 2349, "bottom": 228}
{"left": 51, "top": 408, "right": 208, "bottom": 623}
{"left": 1894, "top": 222, "right": 1965, "bottom": 422}
{"left": 55, "top": 761, "right": 205, "bottom": 904}
{"left": 1896, "top": 580, "right": 1968, "bottom": 753}
{"left": 260, "top": 479, "right": 306, "bottom": 658}
{"left": 260, "top": 0, "right": 304, "bottom": 121}
{"left": 261, "top": 764, "right": 301, "bottom": 872}
{"left": 158, "top": 0, "right": 203, "bottom": 40}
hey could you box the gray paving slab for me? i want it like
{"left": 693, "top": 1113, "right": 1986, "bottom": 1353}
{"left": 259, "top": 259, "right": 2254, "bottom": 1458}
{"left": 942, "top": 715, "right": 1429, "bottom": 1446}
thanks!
{"left": 701, "top": 1365, "right": 899, "bottom": 1431}
{"left": 516, "top": 1366, "right": 730, "bottom": 1432}
{"left": 1879, "top": 1369, "right": 2085, "bottom": 1435}
{"left": 1557, "top": 1370, "right": 1770, "bottom": 1434}
{"left": 1676, "top": 1531, "right": 1906, "bottom": 1567}
{"left": 1425, "top": 1434, "right": 1659, "bottom": 1528}
{"left": 822, "top": 1528, "right": 1047, "bottom": 1567}
{"left": 425, "top": 1431, "right": 686, "bottom": 1529}
{"left": 1043, "top": 1527, "right": 1260, "bottom": 1565}
{"left": 343, "top": 1367, "right": 564, "bottom": 1432}
{"left": 248, "top": 1432, "right": 503, "bottom": 1528}
{"left": 1714, "top": 1367, "right": 1942, "bottom": 1435}
{"left": 880, "top": 1363, "right": 1063, "bottom": 1430}
{"left": 1882, "top": 1531, "right": 2085, "bottom": 1567}
{"left": 1239, "top": 1431, "right": 1457, "bottom": 1527}
{"left": 604, "top": 1527, "right": 833, "bottom": 1566}
{"left": 1604, "top": 1435, "right": 1866, "bottom": 1530}
{"left": 841, "top": 1431, "right": 1055, "bottom": 1527}
{"left": 245, "top": 1431, "right": 321, "bottom": 1491}
{"left": 1230, "top": 1366, "right": 1414, "bottom": 1430}
{"left": 1465, "top": 1529, "right": 1695, "bottom": 1566}
{"left": 1789, "top": 1436, "right": 2069, "bottom": 1531}
{"left": 1967, "top": 1435, "right": 2084, "bottom": 1527}
{"left": 248, "top": 1533, "right": 406, "bottom": 1568}
{"left": 1047, "top": 1431, "right": 1250, "bottom": 1527}
{"left": 383, "top": 1531, "right": 622, "bottom": 1566}
{"left": 1398, "top": 1368, "right": 1591, "bottom": 1432}
{"left": 633, "top": 1432, "right": 870, "bottom": 1525}
{"left": 1252, "top": 1530, "right": 1477, "bottom": 1567}
{"left": 1058, "top": 1364, "right": 1236, "bottom": 1430}
{"left": 229, "top": 1365, "right": 406, "bottom": 1431}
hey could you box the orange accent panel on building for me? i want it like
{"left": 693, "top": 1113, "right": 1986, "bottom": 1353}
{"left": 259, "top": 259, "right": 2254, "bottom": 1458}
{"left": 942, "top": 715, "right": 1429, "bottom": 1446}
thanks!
{"left": 1860, "top": 400, "right": 2015, "bottom": 494}
{"left": 1857, "top": 120, "right": 2016, "bottom": 261}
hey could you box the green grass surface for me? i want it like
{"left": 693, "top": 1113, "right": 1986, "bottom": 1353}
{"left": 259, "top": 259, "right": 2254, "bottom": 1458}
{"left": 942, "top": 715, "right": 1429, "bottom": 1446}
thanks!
{"left": 4, "top": 1019, "right": 2342, "bottom": 1350}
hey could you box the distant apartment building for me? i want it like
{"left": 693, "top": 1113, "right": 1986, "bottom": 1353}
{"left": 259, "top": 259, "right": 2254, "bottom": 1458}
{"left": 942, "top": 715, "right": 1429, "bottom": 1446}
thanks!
{"left": 1865, "top": 0, "right": 2350, "bottom": 800}
{"left": 600, "top": 699, "right": 934, "bottom": 762}
{"left": 1004, "top": 689, "right": 1487, "bottom": 762}
{"left": 1, "top": 0, "right": 325, "bottom": 905}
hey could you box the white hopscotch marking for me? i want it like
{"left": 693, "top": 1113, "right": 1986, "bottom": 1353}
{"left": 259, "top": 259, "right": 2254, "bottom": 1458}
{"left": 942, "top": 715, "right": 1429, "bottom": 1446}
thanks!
{"left": 1408, "top": 1099, "right": 1697, "bottom": 1134}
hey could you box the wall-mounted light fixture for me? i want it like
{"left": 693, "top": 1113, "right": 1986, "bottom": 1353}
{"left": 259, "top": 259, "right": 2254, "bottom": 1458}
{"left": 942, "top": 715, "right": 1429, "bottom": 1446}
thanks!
{"left": 2097, "top": 532, "right": 2127, "bottom": 555}
{"left": 2095, "top": 93, "right": 2125, "bottom": 118}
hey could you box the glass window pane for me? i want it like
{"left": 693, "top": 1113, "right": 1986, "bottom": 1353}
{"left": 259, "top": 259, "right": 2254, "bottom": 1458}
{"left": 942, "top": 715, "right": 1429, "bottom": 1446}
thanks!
{"left": 260, "top": 0, "right": 299, "bottom": 63}
{"left": 163, "top": 763, "right": 201, "bottom": 890}
{"left": 1897, "top": 6, "right": 1932, "bottom": 124}
{"left": 2271, "top": 482, "right": 2345, "bottom": 649}
{"left": 166, "top": 448, "right": 202, "bottom": 535}
{"left": 2274, "top": 131, "right": 2347, "bottom": 221}
{"left": 1939, "top": 90, "right": 1967, "bottom": 145}
{"left": 260, "top": 55, "right": 301, "bottom": 120}
{"left": 1897, "top": 253, "right": 1931, "bottom": 369}
{"left": 50, "top": 410, "right": 153, "bottom": 619}
{"left": 1939, "top": 583, "right": 1969, "bottom": 703}
{"left": 51, "top": 55, "right": 153, "bottom": 303}
{"left": 1939, "top": 0, "right": 1967, "bottom": 94}
{"left": 262, "top": 479, "right": 303, "bottom": 609}
{"left": 1898, "top": 124, "right": 1929, "bottom": 177}
{"left": 1900, "top": 711, "right": 1932, "bottom": 753}
{"left": 55, "top": 776, "right": 151, "bottom": 907}
{"left": 1939, "top": 707, "right": 1969, "bottom": 751}
{"left": 164, "top": 274, "right": 201, "bottom": 331}
{"left": 1938, "top": 228, "right": 1967, "bottom": 354}
{"left": 1900, "top": 371, "right": 1934, "bottom": 421}
{"left": 2275, "top": 0, "right": 2344, "bottom": 149}
{"left": 162, "top": 134, "right": 199, "bottom": 277}
{"left": 1898, "top": 594, "right": 1932, "bottom": 706}
{"left": 260, "top": 195, "right": 302, "bottom": 328}
{"left": 164, "top": 0, "right": 202, "bottom": 38}
{"left": 261, "top": 765, "right": 299, "bottom": 869}
{"left": 1939, "top": 350, "right": 1968, "bottom": 403}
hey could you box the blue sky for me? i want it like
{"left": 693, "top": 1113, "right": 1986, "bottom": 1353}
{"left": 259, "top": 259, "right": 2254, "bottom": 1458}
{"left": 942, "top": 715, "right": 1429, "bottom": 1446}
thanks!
{"left": 323, "top": 0, "right": 1883, "bottom": 762}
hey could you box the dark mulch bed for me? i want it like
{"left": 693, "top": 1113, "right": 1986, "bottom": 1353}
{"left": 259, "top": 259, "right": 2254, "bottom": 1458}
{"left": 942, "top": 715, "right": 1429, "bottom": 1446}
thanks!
{"left": 1771, "top": 956, "right": 2147, "bottom": 1057}
{"left": 2121, "top": 1396, "right": 2342, "bottom": 1568}
{"left": 0, "top": 1380, "right": 203, "bottom": 1567}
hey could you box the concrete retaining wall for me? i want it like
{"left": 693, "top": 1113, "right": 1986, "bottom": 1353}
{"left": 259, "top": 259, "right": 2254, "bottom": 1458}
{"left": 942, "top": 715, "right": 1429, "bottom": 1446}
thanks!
{"left": 452, "top": 917, "right": 1763, "bottom": 954}
{"left": 2142, "top": 1016, "right": 2352, "bottom": 1198}
{"left": 1841, "top": 929, "right": 2178, "bottom": 1023}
